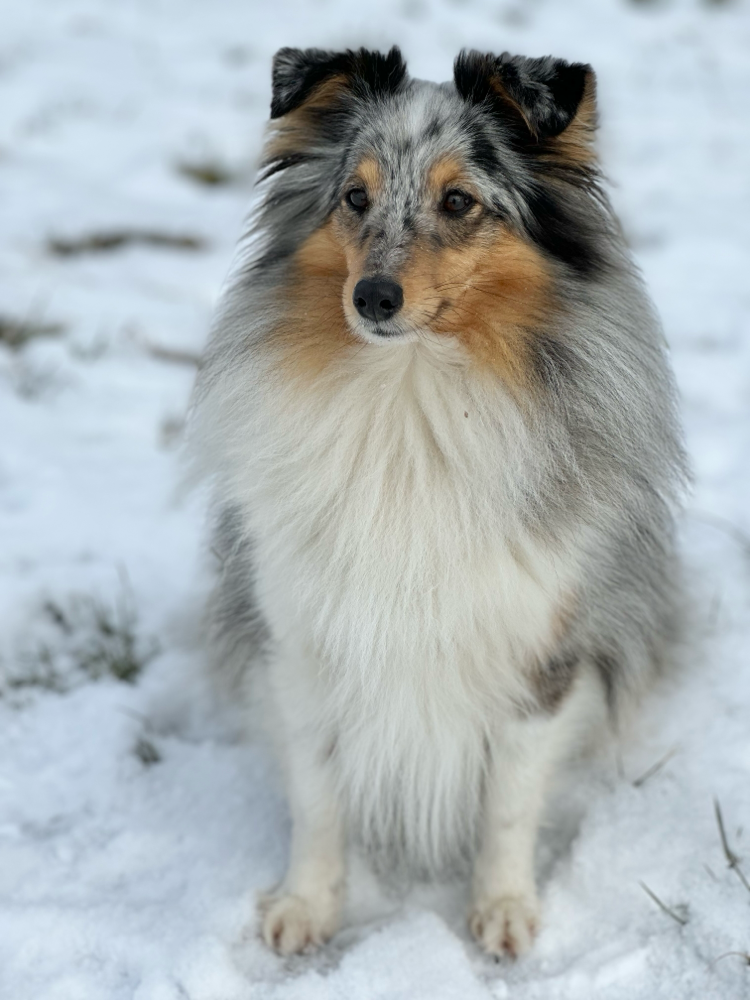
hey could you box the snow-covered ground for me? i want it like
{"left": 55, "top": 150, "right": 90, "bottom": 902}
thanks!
{"left": 1, "top": 0, "right": 749, "bottom": 997}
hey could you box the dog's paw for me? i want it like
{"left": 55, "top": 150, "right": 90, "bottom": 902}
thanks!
{"left": 469, "top": 893, "right": 540, "bottom": 958}
{"left": 259, "top": 892, "right": 338, "bottom": 955}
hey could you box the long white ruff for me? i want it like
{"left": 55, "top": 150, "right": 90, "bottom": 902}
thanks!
{"left": 197, "top": 332, "right": 587, "bottom": 868}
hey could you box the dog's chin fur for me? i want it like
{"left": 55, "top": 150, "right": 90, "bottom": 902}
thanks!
{"left": 345, "top": 315, "right": 418, "bottom": 344}
{"left": 189, "top": 45, "right": 688, "bottom": 955}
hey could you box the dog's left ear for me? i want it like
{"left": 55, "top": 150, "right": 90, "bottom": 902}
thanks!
{"left": 454, "top": 50, "right": 595, "bottom": 145}
{"left": 271, "top": 46, "right": 407, "bottom": 119}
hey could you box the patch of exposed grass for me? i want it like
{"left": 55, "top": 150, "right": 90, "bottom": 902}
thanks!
{"left": 8, "top": 358, "right": 65, "bottom": 400}
{"left": 48, "top": 230, "right": 207, "bottom": 256}
{"left": 0, "top": 315, "right": 65, "bottom": 350}
{"left": 3, "top": 650, "right": 68, "bottom": 695}
{"left": 134, "top": 735, "right": 162, "bottom": 766}
{"left": 2, "top": 585, "right": 159, "bottom": 701}
{"left": 636, "top": 796, "right": 750, "bottom": 972}
{"left": 146, "top": 342, "right": 201, "bottom": 367}
{"left": 176, "top": 159, "right": 236, "bottom": 186}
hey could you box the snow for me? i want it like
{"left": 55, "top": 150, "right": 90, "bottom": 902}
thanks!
{"left": 1, "top": 0, "right": 749, "bottom": 997}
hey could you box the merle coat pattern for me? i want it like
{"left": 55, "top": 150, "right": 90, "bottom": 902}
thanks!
{"left": 189, "top": 46, "right": 687, "bottom": 956}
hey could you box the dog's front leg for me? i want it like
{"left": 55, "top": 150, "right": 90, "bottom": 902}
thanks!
{"left": 470, "top": 709, "right": 573, "bottom": 958}
{"left": 260, "top": 654, "right": 345, "bottom": 955}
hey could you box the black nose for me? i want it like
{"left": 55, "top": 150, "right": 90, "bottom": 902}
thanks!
{"left": 353, "top": 277, "right": 403, "bottom": 323}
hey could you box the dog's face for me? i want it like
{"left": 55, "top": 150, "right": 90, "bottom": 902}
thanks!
{"left": 258, "top": 47, "right": 603, "bottom": 382}
{"left": 333, "top": 125, "right": 552, "bottom": 350}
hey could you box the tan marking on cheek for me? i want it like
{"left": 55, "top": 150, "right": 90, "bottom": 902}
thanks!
{"left": 400, "top": 227, "right": 554, "bottom": 388}
{"left": 270, "top": 220, "right": 357, "bottom": 381}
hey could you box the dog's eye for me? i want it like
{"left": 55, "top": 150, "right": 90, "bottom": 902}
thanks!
{"left": 346, "top": 188, "right": 369, "bottom": 212}
{"left": 443, "top": 190, "right": 474, "bottom": 216}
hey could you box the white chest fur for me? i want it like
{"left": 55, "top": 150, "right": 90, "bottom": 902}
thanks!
{"left": 218, "top": 336, "right": 583, "bottom": 863}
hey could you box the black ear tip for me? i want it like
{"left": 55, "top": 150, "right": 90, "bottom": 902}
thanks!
{"left": 453, "top": 48, "right": 486, "bottom": 74}
{"left": 555, "top": 60, "right": 595, "bottom": 84}
{"left": 391, "top": 45, "right": 406, "bottom": 70}
{"left": 269, "top": 45, "right": 408, "bottom": 120}
{"left": 270, "top": 48, "right": 305, "bottom": 118}
{"left": 452, "top": 49, "right": 499, "bottom": 103}
{"left": 453, "top": 50, "right": 596, "bottom": 140}
{"left": 549, "top": 60, "right": 594, "bottom": 117}
{"left": 454, "top": 47, "right": 482, "bottom": 63}
{"left": 272, "top": 47, "right": 302, "bottom": 77}
{"left": 386, "top": 44, "right": 407, "bottom": 80}
{"left": 578, "top": 63, "right": 597, "bottom": 92}
{"left": 269, "top": 47, "right": 339, "bottom": 119}
{"left": 273, "top": 46, "right": 299, "bottom": 61}
{"left": 347, "top": 45, "right": 408, "bottom": 95}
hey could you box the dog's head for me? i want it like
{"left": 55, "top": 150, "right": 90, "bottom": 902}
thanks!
{"left": 257, "top": 47, "right": 606, "bottom": 380}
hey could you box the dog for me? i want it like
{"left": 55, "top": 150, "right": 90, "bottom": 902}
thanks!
{"left": 188, "top": 46, "right": 687, "bottom": 957}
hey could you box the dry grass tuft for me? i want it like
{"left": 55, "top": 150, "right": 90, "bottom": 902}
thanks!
{"left": 2, "top": 584, "right": 159, "bottom": 701}
{"left": 176, "top": 159, "right": 237, "bottom": 186}
{"left": 48, "top": 230, "right": 207, "bottom": 256}
{"left": 0, "top": 315, "right": 65, "bottom": 350}
{"left": 134, "top": 735, "right": 162, "bottom": 766}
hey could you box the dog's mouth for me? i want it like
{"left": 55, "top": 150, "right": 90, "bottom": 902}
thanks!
{"left": 346, "top": 303, "right": 454, "bottom": 346}
{"left": 348, "top": 314, "right": 415, "bottom": 344}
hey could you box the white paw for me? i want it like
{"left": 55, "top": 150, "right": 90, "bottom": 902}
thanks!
{"left": 469, "top": 893, "right": 540, "bottom": 958}
{"left": 259, "top": 892, "right": 339, "bottom": 955}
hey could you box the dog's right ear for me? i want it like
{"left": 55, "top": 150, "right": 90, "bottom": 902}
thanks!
{"left": 270, "top": 46, "right": 407, "bottom": 119}
{"left": 454, "top": 50, "right": 595, "bottom": 147}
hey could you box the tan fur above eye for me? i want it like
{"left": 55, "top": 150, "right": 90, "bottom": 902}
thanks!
{"left": 426, "top": 156, "right": 473, "bottom": 203}
{"left": 353, "top": 156, "right": 383, "bottom": 197}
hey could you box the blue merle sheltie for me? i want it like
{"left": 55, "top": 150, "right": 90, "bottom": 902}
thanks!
{"left": 188, "top": 46, "right": 687, "bottom": 957}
